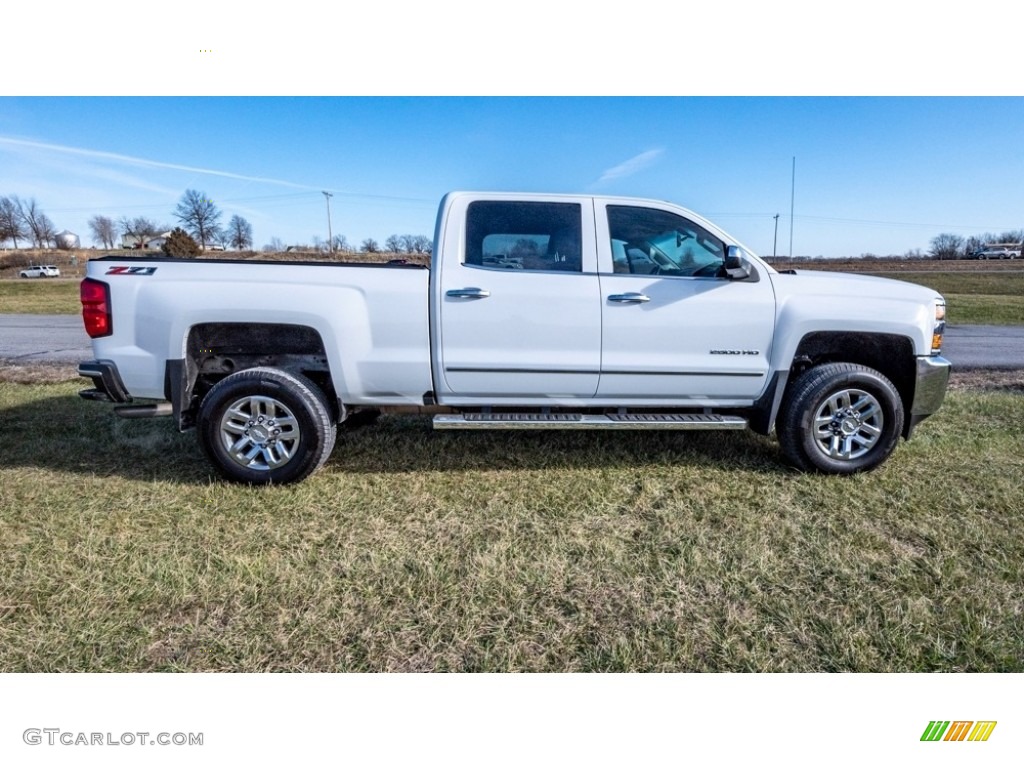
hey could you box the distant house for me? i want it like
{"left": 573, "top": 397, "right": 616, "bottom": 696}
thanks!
{"left": 120, "top": 232, "right": 172, "bottom": 250}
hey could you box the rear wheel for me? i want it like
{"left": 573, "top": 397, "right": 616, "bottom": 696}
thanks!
{"left": 197, "top": 367, "right": 336, "bottom": 485}
{"left": 777, "top": 362, "right": 904, "bottom": 473}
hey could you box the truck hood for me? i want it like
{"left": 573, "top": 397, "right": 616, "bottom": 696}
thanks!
{"left": 772, "top": 269, "right": 944, "bottom": 303}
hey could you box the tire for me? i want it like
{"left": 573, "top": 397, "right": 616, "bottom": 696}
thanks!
{"left": 777, "top": 362, "right": 904, "bottom": 474}
{"left": 196, "top": 367, "right": 336, "bottom": 485}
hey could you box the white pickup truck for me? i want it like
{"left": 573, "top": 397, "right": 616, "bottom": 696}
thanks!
{"left": 78, "top": 191, "right": 951, "bottom": 484}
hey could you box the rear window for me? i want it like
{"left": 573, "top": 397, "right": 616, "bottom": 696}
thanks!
{"left": 465, "top": 201, "right": 582, "bottom": 272}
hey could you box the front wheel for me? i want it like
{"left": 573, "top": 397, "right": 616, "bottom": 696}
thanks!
{"left": 197, "top": 367, "right": 336, "bottom": 485}
{"left": 777, "top": 363, "right": 904, "bottom": 474}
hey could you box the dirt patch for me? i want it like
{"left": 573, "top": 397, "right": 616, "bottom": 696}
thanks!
{"left": 0, "top": 360, "right": 79, "bottom": 384}
{"left": 948, "top": 368, "right": 1024, "bottom": 393}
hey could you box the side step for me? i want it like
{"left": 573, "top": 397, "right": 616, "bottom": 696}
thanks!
{"left": 433, "top": 413, "right": 748, "bottom": 431}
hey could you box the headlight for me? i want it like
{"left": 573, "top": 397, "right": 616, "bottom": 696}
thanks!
{"left": 932, "top": 300, "right": 946, "bottom": 354}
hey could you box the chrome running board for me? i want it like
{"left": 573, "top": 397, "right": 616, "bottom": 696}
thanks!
{"left": 433, "top": 413, "right": 748, "bottom": 431}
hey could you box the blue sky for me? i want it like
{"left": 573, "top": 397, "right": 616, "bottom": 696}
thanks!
{"left": 2, "top": 97, "right": 1022, "bottom": 257}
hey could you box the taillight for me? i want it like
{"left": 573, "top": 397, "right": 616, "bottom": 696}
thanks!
{"left": 81, "top": 278, "right": 112, "bottom": 338}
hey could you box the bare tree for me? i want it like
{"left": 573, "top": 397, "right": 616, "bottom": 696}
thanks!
{"left": 0, "top": 196, "right": 28, "bottom": 247}
{"left": 88, "top": 215, "right": 118, "bottom": 249}
{"left": 399, "top": 234, "right": 418, "bottom": 254}
{"left": 21, "top": 198, "right": 55, "bottom": 248}
{"left": 331, "top": 234, "right": 349, "bottom": 253}
{"left": 412, "top": 235, "right": 431, "bottom": 254}
{"left": 263, "top": 236, "right": 285, "bottom": 253}
{"left": 361, "top": 238, "right": 379, "bottom": 253}
{"left": 119, "top": 216, "right": 164, "bottom": 249}
{"left": 385, "top": 234, "right": 404, "bottom": 253}
{"left": 174, "top": 189, "right": 222, "bottom": 249}
{"left": 227, "top": 215, "right": 253, "bottom": 251}
{"left": 929, "top": 233, "right": 964, "bottom": 261}
{"left": 37, "top": 213, "right": 58, "bottom": 248}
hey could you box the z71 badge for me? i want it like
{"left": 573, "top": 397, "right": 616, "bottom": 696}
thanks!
{"left": 106, "top": 266, "right": 158, "bottom": 276}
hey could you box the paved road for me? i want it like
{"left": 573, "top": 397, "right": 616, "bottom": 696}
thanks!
{"left": 939, "top": 325, "right": 1024, "bottom": 369}
{"left": 0, "top": 314, "right": 92, "bottom": 364}
{"left": 1, "top": 314, "right": 1022, "bottom": 369}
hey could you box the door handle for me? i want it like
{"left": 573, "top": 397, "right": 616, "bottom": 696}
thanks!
{"left": 446, "top": 288, "right": 491, "bottom": 300}
{"left": 608, "top": 292, "right": 651, "bottom": 304}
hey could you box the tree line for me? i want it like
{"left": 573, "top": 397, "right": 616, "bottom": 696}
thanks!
{"left": 268, "top": 233, "right": 432, "bottom": 255}
{"left": 0, "top": 189, "right": 254, "bottom": 254}
{"left": 2, "top": 190, "right": 433, "bottom": 256}
{"left": 0, "top": 196, "right": 60, "bottom": 248}
{"left": 94, "top": 189, "right": 255, "bottom": 254}
{"left": 929, "top": 230, "right": 1024, "bottom": 260}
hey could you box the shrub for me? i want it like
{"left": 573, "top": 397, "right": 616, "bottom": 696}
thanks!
{"left": 161, "top": 228, "right": 201, "bottom": 258}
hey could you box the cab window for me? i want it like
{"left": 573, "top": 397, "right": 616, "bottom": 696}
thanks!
{"left": 607, "top": 205, "right": 725, "bottom": 278}
{"left": 466, "top": 201, "right": 582, "bottom": 272}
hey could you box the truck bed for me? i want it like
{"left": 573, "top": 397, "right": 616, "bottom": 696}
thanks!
{"left": 84, "top": 255, "right": 433, "bottom": 405}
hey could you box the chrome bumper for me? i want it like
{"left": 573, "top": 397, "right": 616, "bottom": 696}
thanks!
{"left": 905, "top": 355, "right": 951, "bottom": 437}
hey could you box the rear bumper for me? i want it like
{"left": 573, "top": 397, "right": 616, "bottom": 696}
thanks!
{"left": 78, "top": 359, "right": 132, "bottom": 403}
{"left": 905, "top": 355, "right": 951, "bottom": 437}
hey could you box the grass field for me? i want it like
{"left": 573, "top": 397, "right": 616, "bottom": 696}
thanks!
{"left": 772, "top": 265, "right": 1024, "bottom": 326}
{"left": 1, "top": 376, "right": 1022, "bottom": 672}
{"left": 0, "top": 279, "right": 81, "bottom": 314}
{"left": 859, "top": 272, "right": 1024, "bottom": 325}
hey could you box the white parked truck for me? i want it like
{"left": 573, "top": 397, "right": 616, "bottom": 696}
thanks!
{"left": 78, "top": 191, "right": 951, "bottom": 484}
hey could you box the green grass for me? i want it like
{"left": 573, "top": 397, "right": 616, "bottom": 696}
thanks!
{"left": 1, "top": 380, "right": 1022, "bottom": 672}
{"left": 865, "top": 271, "right": 1024, "bottom": 297}
{"left": 0, "top": 280, "right": 80, "bottom": 314}
{"left": 944, "top": 294, "right": 1024, "bottom": 325}
{"left": 859, "top": 271, "right": 1024, "bottom": 326}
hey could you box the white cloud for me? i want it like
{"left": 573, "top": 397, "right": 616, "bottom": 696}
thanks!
{"left": 595, "top": 148, "right": 665, "bottom": 184}
{"left": 0, "top": 135, "right": 318, "bottom": 190}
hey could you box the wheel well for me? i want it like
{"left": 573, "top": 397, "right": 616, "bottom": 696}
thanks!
{"left": 790, "top": 331, "right": 916, "bottom": 429}
{"left": 177, "top": 323, "right": 337, "bottom": 426}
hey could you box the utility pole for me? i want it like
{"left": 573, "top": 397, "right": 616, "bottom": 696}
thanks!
{"left": 789, "top": 157, "right": 796, "bottom": 259}
{"left": 322, "top": 191, "right": 334, "bottom": 254}
{"left": 773, "top": 213, "right": 780, "bottom": 259}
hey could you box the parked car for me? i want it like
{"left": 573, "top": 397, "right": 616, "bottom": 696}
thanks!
{"left": 19, "top": 264, "right": 61, "bottom": 278}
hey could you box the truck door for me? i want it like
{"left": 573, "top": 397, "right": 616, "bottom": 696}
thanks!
{"left": 435, "top": 197, "right": 602, "bottom": 401}
{"left": 595, "top": 202, "right": 776, "bottom": 401}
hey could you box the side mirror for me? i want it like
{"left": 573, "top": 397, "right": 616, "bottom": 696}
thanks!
{"left": 724, "top": 246, "right": 754, "bottom": 281}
